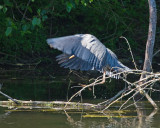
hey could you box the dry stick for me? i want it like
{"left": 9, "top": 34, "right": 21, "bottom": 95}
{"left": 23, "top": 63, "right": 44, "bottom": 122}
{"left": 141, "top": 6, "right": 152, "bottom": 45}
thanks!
{"left": 97, "top": 88, "right": 127, "bottom": 106}
{"left": 138, "top": 77, "right": 160, "bottom": 86}
{"left": 65, "top": 70, "right": 135, "bottom": 108}
{"left": 132, "top": 75, "right": 160, "bottom": 109}
{"left": 65, "top": 68, "right": 158, "bottom": 109}
{"left": 21, "top": 0, "right": 31, "bottom": 21}
{"left": 149, "top": 88, "right": 160, "bottom": 92}
{"left": 133, "top": 73, "right": 160, "bottom": 85}
{"left": 119, "top": 91, "right": 139, "bottom": 110}
{"left": 133, "top": 80, "right": 159, "bottom": 110}
{"left": 101, "top": 71, "right": 159, "bottom": 110}
{"left": 153, "top": 49, "right": 160, "bottom": 57}
{"left": 12, "top": 0, "right": 31, "bottom": 21}
{"left": 118, "top": 37, "right": 146, "bottom": 110}
{"left": 139, "top": 78, "right": 160, "bottom": 88}
{"left": 0, "top": 91, "right": 19, "bottom": 104}
{"left": 103, "top": 76, "right": 155, "bottom": 111}
{"left": 65, "top": 70, "right": 129, "bottom": 108}
{"left": 64, "top": 81, "right": 101, "bottom": 108}
{"left": 102, "top": 87, "right": 137, "bottom": 112}
{"left": 120, "top": 74, "right": 159, "bottom": 110}
{"left": 120, "top": 36, "right": 138, "bottom": 70}
{"left": 97, "top": 71, "right": 134, "bottom": 106}
{"left": 122, "top": 93, "right": 145, "bottom": 110}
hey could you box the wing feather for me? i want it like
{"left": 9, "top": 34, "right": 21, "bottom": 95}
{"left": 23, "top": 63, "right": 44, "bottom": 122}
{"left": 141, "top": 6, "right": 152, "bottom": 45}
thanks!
{"left": 47, "top": 34, "right": 130, "bottom": 72}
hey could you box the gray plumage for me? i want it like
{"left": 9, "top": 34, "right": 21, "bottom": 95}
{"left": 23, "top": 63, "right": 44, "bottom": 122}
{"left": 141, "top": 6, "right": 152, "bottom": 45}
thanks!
{"left": 47, "top": 34, "right": 130, "bottom": 74}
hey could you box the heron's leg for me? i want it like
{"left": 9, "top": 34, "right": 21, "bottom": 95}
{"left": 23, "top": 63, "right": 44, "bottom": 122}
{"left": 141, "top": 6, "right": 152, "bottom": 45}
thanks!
{"left": 79, "top": 71, "right": 106, "bottom": 89}
{"left": 99, "top": 71, "right": 106, "bottom": 84}
{"left": 79, "top": 84, "right": 92, "bottom": 90}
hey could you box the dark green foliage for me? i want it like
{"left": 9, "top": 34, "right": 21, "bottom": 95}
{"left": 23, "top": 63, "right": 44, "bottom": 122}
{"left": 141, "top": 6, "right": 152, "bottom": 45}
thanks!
{"left": 0, "top": 0, "right": 160, "bottom": 100}
{"left": 0, "top": 0, "right": 159, "bottom": 68}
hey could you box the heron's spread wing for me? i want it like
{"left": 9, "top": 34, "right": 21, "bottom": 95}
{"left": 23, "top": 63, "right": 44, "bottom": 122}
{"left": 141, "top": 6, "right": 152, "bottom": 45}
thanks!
{"left": 47, "top": 34, "right": 129, "bottom": 72}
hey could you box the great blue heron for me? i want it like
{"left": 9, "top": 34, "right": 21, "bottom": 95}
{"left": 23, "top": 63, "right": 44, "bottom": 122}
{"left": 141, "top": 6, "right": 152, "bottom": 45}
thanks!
{"left": 47, "top": 34, "right": 130, "bottom": 84}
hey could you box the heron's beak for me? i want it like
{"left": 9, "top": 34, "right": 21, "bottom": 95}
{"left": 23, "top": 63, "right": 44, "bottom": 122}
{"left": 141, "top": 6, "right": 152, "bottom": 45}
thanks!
{"left": 69, "top": 55, "right": 75, "bottom": 59}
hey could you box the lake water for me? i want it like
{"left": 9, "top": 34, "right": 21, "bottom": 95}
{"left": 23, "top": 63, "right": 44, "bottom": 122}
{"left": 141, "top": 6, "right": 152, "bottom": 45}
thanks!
{"left": 0, "top": 70, "right": 160, "bottom": 128}
{"left": 0, "top": 103, "right": 160, "bottom": 128}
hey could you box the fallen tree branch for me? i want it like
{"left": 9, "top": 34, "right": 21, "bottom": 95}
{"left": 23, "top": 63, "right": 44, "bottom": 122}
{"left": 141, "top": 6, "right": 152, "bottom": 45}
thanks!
{"left": 0, "top": 91, "right": 19, "bottom": 104}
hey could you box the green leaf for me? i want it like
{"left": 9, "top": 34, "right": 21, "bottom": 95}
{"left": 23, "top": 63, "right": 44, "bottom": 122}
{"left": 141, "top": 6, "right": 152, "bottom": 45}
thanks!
{"left": 75, "top": 0, "right": 79, "bottom": 5}
{"left": 6, "top": 18, "right": 12, "bottom": 26}
{"left": 27, "top": 6, "right": 33, "bottom": 13}
{"left": 32, "top": 17, "right": 41, "bottom": 27}
{"left": 3, "top": 0, "right": 13, "bottom": 7}
{"left": 66, "top": 2, "right": 73, "bottom": 13}
{"left": 41, "top": 9, "right": 47, "bottom": 16}
{"left": 20, "top": 30, "right": 31, "bottom": 36}
{"left": 42, "top": 15, "right": 48, "bottom": 21}
{"left": 31, "top": 0, "right": 34, "bottom": 2}
{"left": 37, "top": 9, "right": 41, "bottom": 16}
{"left": 0, "top": 5, "right": 3, "bottom": 10}
{"left": 36, "top": 18, "right": 41, "bottom": 26}
{"left": 89, "top": 0, "right": 93, "bottom": 3}
{"left": 32, "top": 18, "right": 37, "bottom": 26}
{"left": 5, "top": 27, "right": 12, "bottom": 36}
{"left": 3, "top": 7, "right": 7, "bottom": 13}
{"left": 81, "top": 0, "right": 87, "bottom": 6}
{"left": 22, "top": 24, "right": 30, "bottom": 31}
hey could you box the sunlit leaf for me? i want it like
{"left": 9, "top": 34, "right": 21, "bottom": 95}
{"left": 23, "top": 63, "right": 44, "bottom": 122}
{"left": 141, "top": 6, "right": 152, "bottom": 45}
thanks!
{"left": 5, "top": 27, "right": 12, "bottom": 36}
{"left": 0, "top": 5, "right": 3, "bottom": 10}
{"left": 89, "top": 0, "right": 93, "bottom": 3}
{"left": 66, "top": 2, "right": 73, "bottom": 13}
{"left": 81, "top": 0, "right": 87, "bottom": 6}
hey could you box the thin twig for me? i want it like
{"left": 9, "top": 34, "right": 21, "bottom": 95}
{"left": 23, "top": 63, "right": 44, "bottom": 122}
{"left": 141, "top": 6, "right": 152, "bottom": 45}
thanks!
{"left": 22, "top": 0, "right": 31, "bottom": 21}
{"left": 0, "top": 91, "right": 19, "bottom": 104}
{"left": 120, "top": 36, "right": 138, "bottom": 70}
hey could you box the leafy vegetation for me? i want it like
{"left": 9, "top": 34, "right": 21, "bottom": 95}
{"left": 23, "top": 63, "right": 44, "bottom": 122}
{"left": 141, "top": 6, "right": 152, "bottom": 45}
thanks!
{"left": 0, "top": 0, "right": 159, "bottom": 69}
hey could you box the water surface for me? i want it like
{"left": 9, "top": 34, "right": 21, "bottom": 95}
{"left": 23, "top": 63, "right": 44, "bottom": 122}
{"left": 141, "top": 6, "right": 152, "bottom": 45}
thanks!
{"left": 0, "top": 70, "right": 160, "bottom": 128}
{"left": 0, "top": 105, "right": 160, "bottom": 128}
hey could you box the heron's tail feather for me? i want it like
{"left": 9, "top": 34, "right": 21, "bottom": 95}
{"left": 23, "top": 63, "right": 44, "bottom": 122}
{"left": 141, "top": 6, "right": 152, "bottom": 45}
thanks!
{"left": 105, "top": 71, "right": 121, "bottom": 79}
{"left": 105, "top": 65, "right": 131, "bottom": 79}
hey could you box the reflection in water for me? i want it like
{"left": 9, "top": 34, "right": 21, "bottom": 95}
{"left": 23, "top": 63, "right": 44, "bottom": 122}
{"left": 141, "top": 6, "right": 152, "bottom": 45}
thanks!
{"left": 135, "top": 102, "right": 158, "bottom": 128}
{"left": 0, "top": 103, "right": 159, "bottom": 128}
{"left": 64, "top": 107, "right": 159, "bottom": 128}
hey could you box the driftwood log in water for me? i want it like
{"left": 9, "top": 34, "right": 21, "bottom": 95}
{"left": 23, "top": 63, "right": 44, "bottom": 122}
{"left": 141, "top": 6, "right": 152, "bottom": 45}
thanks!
{"left": 0, "top": 100, "right": 104, "bottom": 111}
